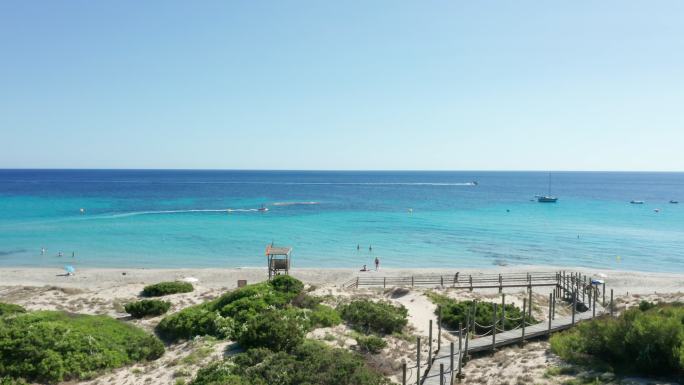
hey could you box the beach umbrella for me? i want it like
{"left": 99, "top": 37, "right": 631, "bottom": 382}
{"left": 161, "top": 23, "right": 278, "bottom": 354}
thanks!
{"left": 64, "top": 265, "right": 76, "bottom": 275}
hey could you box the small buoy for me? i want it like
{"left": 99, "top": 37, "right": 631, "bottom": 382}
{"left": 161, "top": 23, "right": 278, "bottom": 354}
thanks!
{"left": 408, "top": 208, "right": 413, "bottom": 213}
{"left": 654, "top": 208, "right": 660, "bottom": 213}
{"left": 79, "top": 208, "right": 85, "bottom": 213}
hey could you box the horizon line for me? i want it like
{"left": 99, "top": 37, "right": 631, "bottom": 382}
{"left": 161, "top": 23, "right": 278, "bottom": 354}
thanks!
{"left": 1, "top": 168, "right": 683, "bottom": 173}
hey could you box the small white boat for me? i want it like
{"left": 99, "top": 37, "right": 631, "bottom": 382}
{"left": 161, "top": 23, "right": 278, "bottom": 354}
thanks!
{"left": 670, "top": 200, "right": 679, "bottom": 204}
{"left": 630, "top": 200, "right": 644, "bottom": 204}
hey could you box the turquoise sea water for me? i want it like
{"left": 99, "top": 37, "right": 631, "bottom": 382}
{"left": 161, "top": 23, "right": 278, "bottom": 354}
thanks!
{"left": 0, "top": 170, "right": 682, "bottom": 272}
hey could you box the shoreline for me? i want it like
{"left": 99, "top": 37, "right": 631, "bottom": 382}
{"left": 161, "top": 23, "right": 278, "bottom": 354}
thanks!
{"left": 1, "top": 265, "right": 682, "bottom": 295}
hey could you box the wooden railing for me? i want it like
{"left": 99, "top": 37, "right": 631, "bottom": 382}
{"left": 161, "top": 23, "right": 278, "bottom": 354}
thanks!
{"left": 342, "top": 271, "right": 559, "bottom": 291}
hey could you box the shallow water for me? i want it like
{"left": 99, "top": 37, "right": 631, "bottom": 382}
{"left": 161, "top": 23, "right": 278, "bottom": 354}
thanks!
{"left": 0, "top": 170, "right": 682, "bottom": 272}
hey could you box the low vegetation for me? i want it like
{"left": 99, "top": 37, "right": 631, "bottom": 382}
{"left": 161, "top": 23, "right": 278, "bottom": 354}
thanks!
{"left": 190, "top": 341, "right": 391, "bottom": 385}
{"left": 355, "top": 335, "right": 387, "bottom": 354}
{"left": 156, "top": 275, "right": 339, "bottom": 343}
{"left": 308, "top": 304, "right": 342, "bottom": 327}
{"left": 142, "top": 281, "right": 194, "bottom": 297}
{"left": 337, "top": 299, "right": 408, "bottom": 335}
{"left": 124, "top": 299, "right": 171, "bottom": 318}
{"left": 0, "top": 303, "right": 25, "bottom": 316}
{"left": 427, "top": 292, "right": 535, "bottom": 333}
{"left": 550, "top": 301, "right": 684, "bottom": 378}
{"left": 0, "top": 310, "right": 164, "bottom": 383}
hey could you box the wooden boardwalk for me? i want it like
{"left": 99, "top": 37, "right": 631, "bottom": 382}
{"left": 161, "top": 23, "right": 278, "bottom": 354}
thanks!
{"left": 421, "top": 306, "right": 602, "bottom": 385}
{"left": 384, "top": 271, "right": 610, "bottom": 385}
{"left": 342, "top": 272, "right": 559, "bottom": 291}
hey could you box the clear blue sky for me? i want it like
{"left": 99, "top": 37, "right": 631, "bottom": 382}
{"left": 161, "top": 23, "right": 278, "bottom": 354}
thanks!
{"left": 1, "top": 1, "right": 683, "bottom": 170}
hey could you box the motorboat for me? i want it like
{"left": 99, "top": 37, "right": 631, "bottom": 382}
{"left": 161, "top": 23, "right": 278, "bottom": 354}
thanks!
{"left": 630, "top": 200, "right": 644, "bottom": 204}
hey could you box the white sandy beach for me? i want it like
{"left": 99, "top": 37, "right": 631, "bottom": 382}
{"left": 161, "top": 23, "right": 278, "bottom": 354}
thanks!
{"left": 1, "top": 265, "right": 682, "bottom": 295}
{"left": 1, "top": 265, "right": 682, "bottom": 385}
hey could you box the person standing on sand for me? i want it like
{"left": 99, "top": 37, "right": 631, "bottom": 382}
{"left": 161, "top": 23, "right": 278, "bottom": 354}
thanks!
{"left": 374, "top": 257, "right": 380, "bottom": 271}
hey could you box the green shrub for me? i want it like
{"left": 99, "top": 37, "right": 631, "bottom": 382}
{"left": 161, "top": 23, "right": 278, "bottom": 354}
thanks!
{"left": 338, "top": 300, "right": 408, "bottom": 335}
{"left": 550, "top": 303, "right": 684, "bottom": 377}
{"left": 191, "top": 341, "right": 391, "bottom": 385}
{"left": 142, "top": 281, "right": 194, "bottom": 297}
{"left": 0, "top": 377, "right": 28, "bottom": 385}
{"left": 0, "top": 311, "right": 164, "bottom": 383}
{"left": 309, "top": 304, "right": 342, "bottom": 328}
{"left": 355, "top": 335, "right": 387, "bottom": 354}
{"left": 158, "top": 277, "right": 309, "bottom": 342}
{"left": 269, "top": 275, "right": 304, "bottom": 298}
{"left": 0, "top": 303, "right": 25, "bottom": 316}
{"left": 156, "top": 303, "right": 233, "bottom": 341}
{"left": 427, "top": 292, "right": 535, "bottom": 334}
{"left": 638, "top": 300, "right": 656, "bottom": 312}
{"left": 125, "top": 299, "right": 171, "bottom": 318}
{"left": 235, "top": 308, "right": 308, "bottom": 352}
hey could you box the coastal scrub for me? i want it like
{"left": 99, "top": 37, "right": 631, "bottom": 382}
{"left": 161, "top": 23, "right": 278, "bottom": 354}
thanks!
{"left": 0, "top": 310, "right": 164, "bottom": 383}
{"left": 190, "top": 341, "right": 391, "bottom": 385}
{"left": 550, "top": 302, "right": 684, "bottom": 378}
{"left": 427, "top": 292, "right": 535, "bottom": 333}
{"left": 142, "top": 281, "right": 194, "bottom": 297}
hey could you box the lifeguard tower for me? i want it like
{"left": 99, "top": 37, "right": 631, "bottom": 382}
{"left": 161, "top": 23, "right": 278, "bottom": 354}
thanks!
{"left": 265, "top": 244, "right": 292, "bottom": 280}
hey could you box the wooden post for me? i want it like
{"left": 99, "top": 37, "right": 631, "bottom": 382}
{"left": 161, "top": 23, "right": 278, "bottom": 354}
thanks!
{"left": 552, "top": 292, "right": 555, "bottom": 320}
{"left": 457, "top": 338, "right": 462, "bottom": 378}
{"left": 592, "top": 287, "right": 596, "bottom": 317}
{"left": 458, "top": 311, "right": 470, "bottom": 354}
{"left": 469, "top": 301, "right": 476, "bottom": 335}
{"left": 562, "top": 271, "right": 566, "bottom": 297}
{"left": 450, "top": 341, "right": 454, "bottom": 372}
{"left": 521, "top": 298, "right": 527, "bottom": 343}
{"left": 416, "top": 337, "right": 421, "bottom": 385}
{"left": 440, "top": 363, "right": 445, "bottom": 385}
{"left": 383, "top": 277, "right": 386, "bottom": 289}
{"left": 356, "top": 276, "right": 359, "bottom": 288}
{"left": 441, "top": 275, "right": 444, "bottom": 287}
{"left": 402, "top": 362, "right": 406, "bottom": 385}
{"left": 469, "top": 275, "right": 473, "bottom": 291}
{"left": 582, "top": 276, "right": 586, "bottom": 304}
{"left": 412, "top": 276, "right": 414, "bottom": 287}
{"left": 491, "top": 303, "right": 496, "bottom": 350}
{"left": 528, "top": 287, "right": 533, "bottom": 321}
{"left": 602, "top": 282, "right": 606, "bottom": 306}
{"left": 498, "top": 274, "right": 502, "bottom": 293}
{"left": 438, "top": 306, "right": 442, "bottom": 350}
{"left": 429, "top": 319, "right": 433, "bottom": 361}
{"left": 572, "top": 290, "right": 577, "bottom": 325}
{"left": 501, "top": 293, "right": 506, "bottom": 330}
{"left": 610, "top": 289, "right": 614, "bottom": 317}
{"left": 548, "top": 293, "right": 552, "bottom": 332}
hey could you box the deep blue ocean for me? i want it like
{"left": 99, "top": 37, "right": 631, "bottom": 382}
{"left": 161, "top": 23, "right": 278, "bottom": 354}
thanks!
{"left": 0, "top": 170, "right": 682, "bottom": 272}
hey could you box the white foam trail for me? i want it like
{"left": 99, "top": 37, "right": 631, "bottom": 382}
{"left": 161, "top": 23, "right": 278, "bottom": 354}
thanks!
{"left": 105, "top": 209, "right": 231, "bottom": 218}
{"left": 272, "top": 201, "right": 320, "bottom": 206}
{"left": 19, "top": 179, "right": 476, "bottom": 186}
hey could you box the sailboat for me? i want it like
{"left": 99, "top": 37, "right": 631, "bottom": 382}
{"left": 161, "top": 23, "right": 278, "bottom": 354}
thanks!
{"left": 537, "top": 173, "right": 558, "bottom": 203}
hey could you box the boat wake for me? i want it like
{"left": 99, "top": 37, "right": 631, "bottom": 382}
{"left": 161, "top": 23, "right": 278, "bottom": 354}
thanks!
{"left": 272, "top": 201, "right": 320, "bottom": 206}
{"left": 104, "top": 208, "right": 261, "bottom": 218}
